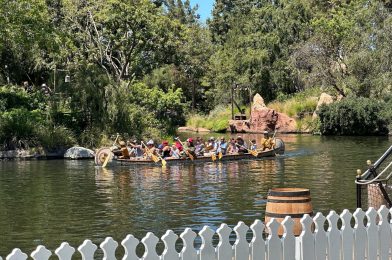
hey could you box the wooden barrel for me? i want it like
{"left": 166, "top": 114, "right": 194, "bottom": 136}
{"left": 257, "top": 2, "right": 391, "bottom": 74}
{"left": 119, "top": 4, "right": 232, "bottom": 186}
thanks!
{"left": 265, "top": 188, "right": 313, "bottom": 236}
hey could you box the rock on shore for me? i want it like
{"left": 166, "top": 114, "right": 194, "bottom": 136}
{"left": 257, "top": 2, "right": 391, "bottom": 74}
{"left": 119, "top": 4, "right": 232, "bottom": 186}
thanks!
{"left": 64, "top": 146, "right": 95, "bottom": 159}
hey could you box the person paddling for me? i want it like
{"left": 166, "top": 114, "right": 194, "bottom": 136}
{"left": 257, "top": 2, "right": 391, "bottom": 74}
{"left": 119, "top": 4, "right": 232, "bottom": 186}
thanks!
{"left": 236, "top": 136, "right": 248, "bottom": 154}
{"left": 185, "top": 138, "right": 197, "bottom": 159}
{"left": 161, "top": 140, "right": 171, "bottom": 158}
{"left": 217, "top": 137, "right": 228, "bottom": 155}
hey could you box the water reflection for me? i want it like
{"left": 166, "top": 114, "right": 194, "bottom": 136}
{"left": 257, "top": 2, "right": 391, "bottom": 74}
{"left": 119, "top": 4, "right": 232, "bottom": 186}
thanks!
{"left": 0, "top": 135, "right": 390, "bottom": 255}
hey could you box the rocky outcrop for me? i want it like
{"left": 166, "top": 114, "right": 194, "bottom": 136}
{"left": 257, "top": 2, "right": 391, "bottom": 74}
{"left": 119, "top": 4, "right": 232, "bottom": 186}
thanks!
{"left": 64, "top": 146, "right": 94, "bottom": 159}
{"left": 313, "top": 93, "right": 334, "bottom": 118}
{"left": 229, "top": 93, "right": 297, "bottom": 133}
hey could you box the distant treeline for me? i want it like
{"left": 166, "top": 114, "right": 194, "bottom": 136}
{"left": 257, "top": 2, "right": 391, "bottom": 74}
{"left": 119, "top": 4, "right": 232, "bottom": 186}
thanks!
{"left": 1, "top": 0, "right": 392, "bottom": 150}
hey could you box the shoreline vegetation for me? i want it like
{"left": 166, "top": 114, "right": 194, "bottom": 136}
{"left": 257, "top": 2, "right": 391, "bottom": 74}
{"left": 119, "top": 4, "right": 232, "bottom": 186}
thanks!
{"left": 2, "top": 1, "right": 392, "bottom": 155}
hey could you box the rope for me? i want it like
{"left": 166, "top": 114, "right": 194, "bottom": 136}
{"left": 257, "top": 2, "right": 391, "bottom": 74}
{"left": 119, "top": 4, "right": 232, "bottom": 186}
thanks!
{"left": 356, "top": 160, "right": 392, "bottom": 185}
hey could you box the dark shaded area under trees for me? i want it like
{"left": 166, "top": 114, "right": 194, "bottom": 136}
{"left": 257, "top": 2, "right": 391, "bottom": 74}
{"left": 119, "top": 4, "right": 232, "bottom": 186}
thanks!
{"left": 1, "top": 0, "right": 392, "bottom": 150}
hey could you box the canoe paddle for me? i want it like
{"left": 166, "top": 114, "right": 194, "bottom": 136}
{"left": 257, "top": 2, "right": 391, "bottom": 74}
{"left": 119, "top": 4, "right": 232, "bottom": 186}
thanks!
{"left": 102, "top": 152, "right": 112, "bottom": 168}
{"left": 176, "top": 138, "right": 194, "bottom": 161}
{"left": 236, "top": 143, "right": 258, "bottom": 157}
{"left": 102, "top": 133, "right": 119, "bottom": 168}
{"left": 141, "top": 141, "right": 161, "bottom": 163}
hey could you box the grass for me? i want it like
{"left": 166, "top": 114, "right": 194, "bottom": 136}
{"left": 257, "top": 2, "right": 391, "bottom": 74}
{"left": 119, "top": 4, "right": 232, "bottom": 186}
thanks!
{"left": 268, "top": 88, "right": 323, "bottom": 117}
{"left": 186, "top": 105, "right": 242, "bottom": 132}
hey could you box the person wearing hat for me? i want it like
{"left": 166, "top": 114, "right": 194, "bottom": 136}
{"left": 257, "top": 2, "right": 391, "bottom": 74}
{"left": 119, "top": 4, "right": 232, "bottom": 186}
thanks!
{"left": 260, "top": 131, "right": 275, "bottom": 151}
{"left": 250, "top": 139, "right": 257, "bottom": 151}
{"left": 184, "top": 138, "right": 197, "bottom": 159}
{"left": 169, "top": 143, "right": 181, "bottom": 159}
{"left": 205, "top": 137, "right": 217, "bottom": 154}
{"left": 217, "top": 137, "right": 228, "bottom": 155}
{"left": 227, "top": 138, "right": 238, "bottom": 154}
{"left": 129, "top": 139, "right": 143, "bottom": 157}
{"left": 161, "top": 140, "right": 171, "bottom": 158}
{"left": 195, "top": 137, "right": 205, "bottom": 156}
{"left": 236, "top": 136, "right": 248, "bottom": 154}
{"left": 119, "top": 140, "right": 130, "bottom": 159}
{"left": 174, "top": 137, "right": 183, "bottom": 152}
{"left": 144, "top": 139, "right": 158, "bottom": 158}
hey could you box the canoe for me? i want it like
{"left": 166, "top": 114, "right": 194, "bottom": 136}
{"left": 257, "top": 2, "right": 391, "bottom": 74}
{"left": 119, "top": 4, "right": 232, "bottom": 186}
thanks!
{"left": 95, "top": 138, "right": 285, "bottom": 166}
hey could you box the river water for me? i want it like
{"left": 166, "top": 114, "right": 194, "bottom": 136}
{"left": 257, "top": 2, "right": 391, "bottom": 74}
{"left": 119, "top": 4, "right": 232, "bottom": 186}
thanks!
{"left": 0, "top": 135, "right": 390, "bottom": 256}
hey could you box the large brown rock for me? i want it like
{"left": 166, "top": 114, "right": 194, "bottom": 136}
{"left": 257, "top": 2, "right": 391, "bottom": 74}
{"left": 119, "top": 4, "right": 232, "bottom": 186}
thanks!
{"left": 313, "top": 93, "right": 334, "bottom": 118}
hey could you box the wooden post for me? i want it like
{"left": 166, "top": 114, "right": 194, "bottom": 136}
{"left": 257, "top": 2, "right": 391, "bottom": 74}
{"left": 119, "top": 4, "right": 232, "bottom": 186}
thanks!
{"left": 249, "top": 87, "right": 252, "bottom": 120}
{"left": 231, "top": 83, "right": 234, "bottom": 120}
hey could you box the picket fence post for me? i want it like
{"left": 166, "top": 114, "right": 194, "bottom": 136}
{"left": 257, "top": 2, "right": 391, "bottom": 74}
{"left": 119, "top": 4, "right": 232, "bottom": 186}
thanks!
{"left": 161, "top": 230, "right": 179, "bottom": 260}
{"left": 299, "top": 214, "right": 315, "bottom": 260}
{"left": 281, "top": 217, "right": 295, "bottom": 260}
{"left": 353, "top": 208, "right": 366, "bottom": 260}
{"left": 122, "top": 234, "right": 140, "bottom": 260}
{"left": 378, "top": 205, "right": 391, "bottom": 260}
{"left": 340, "top": 210, "right": 353, "bottom": 260}
{"left": 313, "top": 213, "right": 327, "bottom": 260}
{"left": 216, "top": 223, "right": 233, "bottom": 260}
{"left": 250, "top": 219, "right": 265, "bottom": 260}
{"left": 366, "top": 207, "right": 378, "bottom": 260}
{"left": 199, "top": 226, "right": 216, "bottom": 260}
{"left": 55, "top": 242, "right": 75, "bottom": 260}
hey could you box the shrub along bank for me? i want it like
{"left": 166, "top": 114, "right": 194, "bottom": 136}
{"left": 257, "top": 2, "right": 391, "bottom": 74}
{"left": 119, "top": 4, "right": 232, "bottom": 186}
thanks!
{"left": 0, "top": 84, "right": 187, "bottom": 152}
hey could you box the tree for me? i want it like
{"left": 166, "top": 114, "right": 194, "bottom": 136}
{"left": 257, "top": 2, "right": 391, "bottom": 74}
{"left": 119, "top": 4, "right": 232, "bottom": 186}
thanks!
{"left": 291, "top": 0, "right": 392, "bottom": 99}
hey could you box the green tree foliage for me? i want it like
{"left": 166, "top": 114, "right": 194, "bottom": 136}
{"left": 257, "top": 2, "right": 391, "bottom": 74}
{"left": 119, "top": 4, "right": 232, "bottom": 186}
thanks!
{"left": 291, "top": 0, "right": 392, "bottom": 99}
{"left": 318, "top": 97, "right": 388, "bottom": 135}
{"left": 206, "top": 0, "right": 312, "bottom": 104}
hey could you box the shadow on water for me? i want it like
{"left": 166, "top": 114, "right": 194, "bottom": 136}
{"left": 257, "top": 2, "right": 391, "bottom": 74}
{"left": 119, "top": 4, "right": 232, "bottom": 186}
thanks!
{"left": 0, "top": 135, "right": 390, "bottom": 255}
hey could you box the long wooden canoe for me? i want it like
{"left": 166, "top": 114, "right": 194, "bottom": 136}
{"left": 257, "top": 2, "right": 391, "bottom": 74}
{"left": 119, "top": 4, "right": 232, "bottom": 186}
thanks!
{"left": 95, "top": 138, "right": 285, "bottom": 167}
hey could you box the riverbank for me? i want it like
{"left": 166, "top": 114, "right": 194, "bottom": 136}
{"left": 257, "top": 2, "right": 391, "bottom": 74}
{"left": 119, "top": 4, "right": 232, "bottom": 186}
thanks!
{"left": 0, "top": 146, "right": 94, "bottom": 160}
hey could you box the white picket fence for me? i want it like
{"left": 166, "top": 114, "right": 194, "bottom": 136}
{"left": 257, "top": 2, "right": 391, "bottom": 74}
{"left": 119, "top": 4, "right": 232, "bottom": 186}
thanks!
{"left": 4, "top": 206, "right": 392, "bottom": 260}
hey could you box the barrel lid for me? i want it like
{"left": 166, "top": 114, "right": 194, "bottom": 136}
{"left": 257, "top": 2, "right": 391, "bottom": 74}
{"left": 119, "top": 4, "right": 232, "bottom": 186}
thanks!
{"left": 268, "top": 188, "right": 310, "bottom": 197}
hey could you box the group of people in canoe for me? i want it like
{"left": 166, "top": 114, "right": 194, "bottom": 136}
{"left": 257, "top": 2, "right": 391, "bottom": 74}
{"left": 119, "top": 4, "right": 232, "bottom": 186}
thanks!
{"left": 115, "top": 131, "right": 276, "bottom": 160}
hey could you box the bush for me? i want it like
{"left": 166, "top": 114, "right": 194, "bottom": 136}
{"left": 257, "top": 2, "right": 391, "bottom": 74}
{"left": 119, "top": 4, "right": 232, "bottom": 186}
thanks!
{"left": 318, "top": 97, "right": 388, "bottom": 135}
{"left": 36, "top": 125, "right": 76, "bottom": 150}
{"left": 0, "top": 108, "right": 44, "bottom": 149}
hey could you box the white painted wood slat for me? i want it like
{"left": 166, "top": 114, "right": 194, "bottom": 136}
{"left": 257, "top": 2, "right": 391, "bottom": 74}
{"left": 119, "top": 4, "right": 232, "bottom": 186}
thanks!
{"left": 299, "top": 214, "right": 315, "bottom": 260}
{"left": 101, "top": 237, "right": 119, "bottom": 260}
{"left": 78, "top": 240, "right": 98, "bottom": 260}
{"left": 266, "top": 218, "right": 282, "bottom": 260}
{"left": 353, "top": 209, "right": 366, "bottom": 260}
{"left": 180, "top": 228, "right": 197, "bottom": 260}
{"left": 55, "top": 242, "right": 75, "bottom": 260}
{"left": 313, "top": 213, "right": 327, "bottom": 260}
{"left": 141, "top": 232, "right": 160, "bottom": 260}
{"left": 233, "top": 221, "right": 250, "bottom": 260}
{"left": 250, "top": 219, "right": 265, "bottom": 260}
{"left": 216, "top": 224, "right": 233, "bottom": 260}
{"left": 366, "top": 207, "right": 378, "bottom": 260}
{"left": 199, "top": 226, "right": 216, "bottom": 260}
{"left": 122, "top": 234, "right": 140, "bottom": 260}
{"left": 378, "top": 206, "right": 391, "bottom": 260}
{"left": 31, "top": 246, "right": 51, "bottom": 260}
{"left": 281, "top": 217, "right": 295, "bottom": 260}
{"left": 340, "top": 209, "right": 354, "bottom": 260}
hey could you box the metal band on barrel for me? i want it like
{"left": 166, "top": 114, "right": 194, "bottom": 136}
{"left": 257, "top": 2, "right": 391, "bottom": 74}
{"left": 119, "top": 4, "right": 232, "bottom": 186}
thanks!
{"left": 267, "top": 198, "right": 311, "bottom": 203}
{"left": 265, "top": 212, "right": 313, "bottom": 218}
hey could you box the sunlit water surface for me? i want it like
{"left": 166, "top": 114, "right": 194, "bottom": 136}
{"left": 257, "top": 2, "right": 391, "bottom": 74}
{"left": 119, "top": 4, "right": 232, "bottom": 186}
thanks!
{"left": 0, "top": 135, "right": 390, "bottom": 255}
